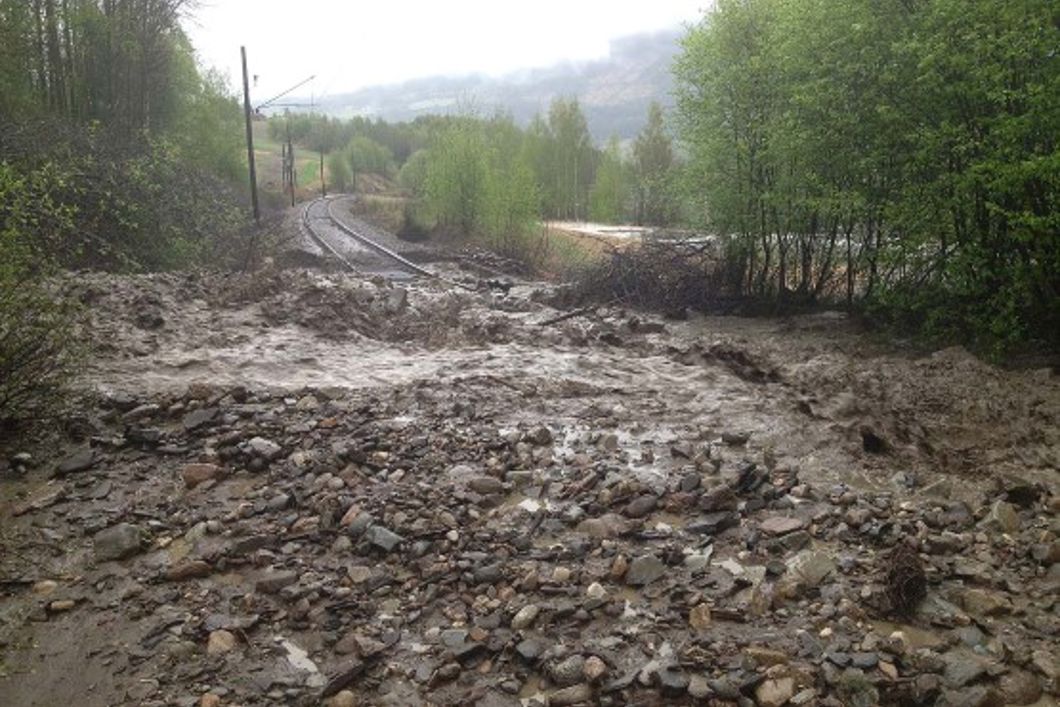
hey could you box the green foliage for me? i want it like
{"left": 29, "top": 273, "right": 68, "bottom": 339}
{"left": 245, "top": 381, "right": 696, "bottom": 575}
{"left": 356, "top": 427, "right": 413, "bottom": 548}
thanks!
{"left": 525, "top": 99, "right": 596, "bottom": 219}
{"left": 397, "top": 149, "right": 430, "bottom": 195}
{"left": 674, "top": 0, "right": 1060, "bottom": 351}
{"left": 345, "top": 136, "right": 394, "bottom": 182}
{"left": 590, "top": 137, "right": 630, "bottom": 223}
{"left": 0, "top": 130, "right": 245, "bottom": 271}
{"left": 632, "top": 103, "right": 676, "bottom": 226}
{"left": 0, "top": 163, "right": 80, "bottom": 424}
{"left": 327, "top": 151, "right": 352, "bottom": 192}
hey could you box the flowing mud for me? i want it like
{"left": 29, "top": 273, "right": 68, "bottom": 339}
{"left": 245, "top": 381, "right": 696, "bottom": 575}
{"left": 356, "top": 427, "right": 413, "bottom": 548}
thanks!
{"left": 1, "top": 259, "right": 1057, "bottom": 706}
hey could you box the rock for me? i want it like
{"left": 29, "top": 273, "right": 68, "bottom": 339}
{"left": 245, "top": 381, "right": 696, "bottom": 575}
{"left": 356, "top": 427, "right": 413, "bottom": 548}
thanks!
{"left": 745, "top": 646, "right": 789, "bottom": 667}
{"left": 549, "top": 654, "right": 586, "bottom": 686}
{"left": 431, "top": 662, "right": 461, "bottom": 686}
{"left": 364, "top": 525, "right": 403, "bottom": 552}
{"left": 93, "top": 523, "right": 143, "bottom": 561}
{"left": 760, "top": 516, "right": 807, "bottom": 536}
{"left": 549, "top": 684, "right": 592, "bottom": 706}
{"left": 658, "top": 669, "right": 690, "bottom": 696}
{"left": 1031, "top": 647, "right": 1057, "bottom": 681}
{"left": 328, "top": 690, "right": 357, "bottom": 707}
{"left": 200, "top": 694, "right": 222, "bottom": 707}
{"left": 689, "top": 603, "right": 712, "bottom": 631}
{"left": 48, "top": 599, "right": 76, "bottom": 612}
{"left": 583, "top": 655, "right": 608, "bottom": 683}
{"left": 623, "top": 494, "right": 657, "bottom": 518}
{"left": 756, "top": 676, "right": 795, "bottom": 707}
{"left": 998, "top": 670, "right": 1042, "bottom": 705}
{"left": 511, "top": 604, "right": 540, "bottom": 630}
{"left": 786, "top": 549, "right": 836, "bottom": 590}
{"left": 960, "top": 588, "right": 1011, "bottom": 616}
{"left": 245, "top": 437, "right": 282, "bottom": 461}
{"left": 468, "top": 476, "right": 504, "bottom": 495}
{"left": 55, "top": 448, "right": 97, "bottom": 477}
{"left": 1030, "top": 541, "right": 1060, "bottom": 565}
{"left": 206, "top": 629, "right": 237, "bottom": 655}
{"left": 32, "top": 580, "right": 58, "bottom": 595}
{"left": 985, "top": 500, "right": 1020, "bottom": 533}
{"left": 688, "top": 674, "right": 712, "bottom": 699}
{"left": 611, "top": 554, "right": 629, "bottom": 580}
{"left": 347, "top": 565, "right": 372, "bottom": 584}
{"left": 689, "top": 513, "right": 738, "bottom": 538}
{"left": 942, "top": 649, "right": 991, "bottom": 688}
{"left": 625, "top": 554, "right": 666, "bottom": 586}
{"left": 586, "top": 582, "right": 607, "bottom": 600}
{"left": 322, "top": 658, "right": 367, "bottom": 698}
{"left": 255, "top": 571, "right": 298, "bottom": 594}
{"left": 516, "top": 638, "right": 546, "bottom": 661}
{"left": 938, "top": 686, "right": 1004, "bottom": 707}
{"left": 699, "top": 486, "right": 739, "bottom": 512}
{"left": 182, "top": 407, "right": 218, "bottom": 431}
{"left": 577, "top": 513, "right": 630, "bottom": 539}
{"left": 181, "top": 463, "right": 221, "bottom": 489}
{"left": 526, "top": 426, "right": 553, "bottom": 445}
{"left": 165, "top": 560, "right": 213, "bottom": 581}
{"left": 722, "top": 431, "right": 750, "bottom": 446}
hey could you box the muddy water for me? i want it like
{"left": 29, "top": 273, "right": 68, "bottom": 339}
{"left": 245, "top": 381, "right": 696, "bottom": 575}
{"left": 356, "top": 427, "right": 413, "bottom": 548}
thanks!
{"left": 73, "top": 269, "right": 1059, "bottom": 504}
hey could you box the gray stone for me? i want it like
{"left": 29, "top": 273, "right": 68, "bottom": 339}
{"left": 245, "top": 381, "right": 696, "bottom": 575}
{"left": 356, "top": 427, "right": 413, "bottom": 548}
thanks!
{"left": 526, "top": 426, "right": 553, "bottom": 446}
{"left": 623, "top": 494, "right": 657, "bottom": 518}
{"left": 56, "top": 448, "right": 97, "bottom": 477}
{"left": 182, "top": 407, "right": 218, "bottom": 431}
{"left": 998, "top": 670, "right": 1042, "bottom": 705}
{"left": 245, "top": 437, "right": 283, "bottom": 460}
{"left": 468, "top": 476, "right": 504, "bottom": 495}
{"left": 515, "top": 638, "right": 546, "bottom": 661}
{"left": 760, "top": 515, "right": 807, "bottom": 536}
{"left": 658, "top": 669, "right": 690, "bottom": 696}
{"left": 576, "top": 513, "right": 630, "bottom": 539}
{"left": 549, "top": 654, "right": 586, "bottom": 687}
{"left": 688, "top": 674, "right": 712, "bottom": 699}
{"left": 942, "top": 649, "right": 991, "bottom": 688}
{"left": 549, "top": 684, "right": 591, "bottom": 706}
{"left": 985, "top": 500, "right": 1020, "bottom": 534}
{"left": 756, "top": 677, "right": 795, "bottom": 707}
{"left": 93, "top": 523, "right": 143, "bottom": 561}
{"left": 364, "top": 525, "right": 403, "bottom": 552}
{"left": 786, "top": 549, "right": 836, "bottom": 589}
{"left": 626, "top": 554, "right": 667, "bottom": 586}
{"left": 255, "top": 571, "right": 298, "bottom": 594}
{"left": 511, "top": 604, "right": 540, "bottom": 630}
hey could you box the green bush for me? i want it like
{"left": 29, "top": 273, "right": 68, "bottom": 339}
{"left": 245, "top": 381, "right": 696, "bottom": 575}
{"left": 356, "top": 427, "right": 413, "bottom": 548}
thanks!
{"left": 1, "top": 125, "right": 246, "bottom": 271}
{"left": 0, "top": 166, "right": 79, "bottom": 425}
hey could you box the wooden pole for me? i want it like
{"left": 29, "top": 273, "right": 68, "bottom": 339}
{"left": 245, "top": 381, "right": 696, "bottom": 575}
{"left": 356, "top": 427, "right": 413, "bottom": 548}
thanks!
{"left": 320, "top": 149, "right": 326, "bottom": 197}
{"left": 241, "top": 46, "right": 260, "bottom": 222}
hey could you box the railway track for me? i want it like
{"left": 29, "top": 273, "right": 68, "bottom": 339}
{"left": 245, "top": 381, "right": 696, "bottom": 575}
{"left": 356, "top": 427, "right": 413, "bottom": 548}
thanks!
{"left": 300, "top": 195, "right": 438, "bottom": 279}
{"left": 300, "top": 195, "right": 520, "bottom": 293}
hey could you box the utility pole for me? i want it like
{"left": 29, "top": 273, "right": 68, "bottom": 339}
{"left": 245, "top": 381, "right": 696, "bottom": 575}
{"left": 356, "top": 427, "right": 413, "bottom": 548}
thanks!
{"left": 241, "top": 46, "right": 260, "bottom": 222}
{"left": 320, "top": 149, "right": 326, "bottom": 197}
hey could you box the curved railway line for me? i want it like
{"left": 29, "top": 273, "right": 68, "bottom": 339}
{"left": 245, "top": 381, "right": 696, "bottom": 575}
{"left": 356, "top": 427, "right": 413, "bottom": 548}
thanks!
{"left": 300, "top": 196, "right": 436, "bottom": 277}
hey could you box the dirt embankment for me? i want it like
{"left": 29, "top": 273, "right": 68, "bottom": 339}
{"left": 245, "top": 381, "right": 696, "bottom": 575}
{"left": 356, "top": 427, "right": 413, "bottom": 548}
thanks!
{"left": 0, "top": 264, "right": 1057, "bottom": 707}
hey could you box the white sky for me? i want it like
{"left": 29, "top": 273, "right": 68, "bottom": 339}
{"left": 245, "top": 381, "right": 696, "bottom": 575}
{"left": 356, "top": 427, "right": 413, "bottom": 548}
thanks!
{"left": 184, "top": 0, "right": 707, "bottom": 102}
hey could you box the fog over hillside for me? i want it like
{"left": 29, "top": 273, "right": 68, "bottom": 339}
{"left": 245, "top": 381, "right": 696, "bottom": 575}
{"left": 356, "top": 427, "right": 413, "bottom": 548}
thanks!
{"left": 294, "top": 28, "right": 682, "bottom": 141}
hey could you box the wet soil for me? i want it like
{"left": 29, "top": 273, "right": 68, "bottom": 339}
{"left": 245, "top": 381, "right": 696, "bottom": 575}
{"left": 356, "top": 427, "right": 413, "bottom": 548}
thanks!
{"left": 0, "top": 242, "right": 1057, "bottom": 706}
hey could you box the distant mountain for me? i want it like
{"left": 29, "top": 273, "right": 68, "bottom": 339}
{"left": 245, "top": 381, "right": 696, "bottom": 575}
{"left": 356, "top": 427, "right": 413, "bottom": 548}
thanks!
{"left": 300, "top": 28, "right": 684, "bottom": 141}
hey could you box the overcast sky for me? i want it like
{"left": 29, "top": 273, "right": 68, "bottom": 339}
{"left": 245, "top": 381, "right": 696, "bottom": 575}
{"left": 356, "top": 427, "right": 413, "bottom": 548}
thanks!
{"left": 184, "top": 0, "right": 707, "bottom": 102}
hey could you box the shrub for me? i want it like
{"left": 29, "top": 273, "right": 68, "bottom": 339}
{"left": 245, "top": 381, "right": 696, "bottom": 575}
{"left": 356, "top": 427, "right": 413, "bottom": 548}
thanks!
{"left": 0, "top": 166, "right": 79, "bottom": 425}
